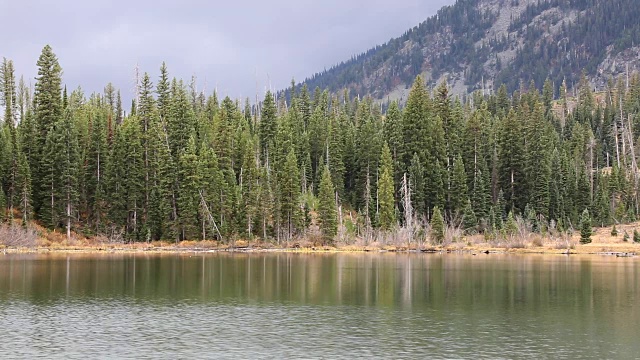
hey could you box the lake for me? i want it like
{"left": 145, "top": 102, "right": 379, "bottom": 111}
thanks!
{"left": 0, "top": 252, "right": 638, "bottom": 359}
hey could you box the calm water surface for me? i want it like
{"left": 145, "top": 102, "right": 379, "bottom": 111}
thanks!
{"left": 0, "top": 253, "right": 639, "bottom": 359}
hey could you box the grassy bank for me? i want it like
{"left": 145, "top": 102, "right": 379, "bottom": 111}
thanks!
{"left": 2, "top": 221, "right": 639, "bottom": 256}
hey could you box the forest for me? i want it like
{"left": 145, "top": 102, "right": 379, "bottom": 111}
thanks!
{"left": 1, "top": 45, "right": 640, "bottom": 245}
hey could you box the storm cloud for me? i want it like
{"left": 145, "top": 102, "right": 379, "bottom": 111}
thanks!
{"left": 1, "top": 0, "right": 453, "bottom": 100}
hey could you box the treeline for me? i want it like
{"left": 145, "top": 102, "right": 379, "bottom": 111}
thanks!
{"left": 1, "top": 46, "right": 640, "bottom": 243}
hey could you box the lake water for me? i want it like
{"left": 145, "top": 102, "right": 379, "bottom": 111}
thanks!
{"left": 0, "top": 252, "right": 638, "bottom": 359}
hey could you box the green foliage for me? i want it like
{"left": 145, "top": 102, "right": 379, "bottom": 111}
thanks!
{"left": 318, "top": 166, "right": 337, "bottom": 240}
{"left": 430, "top": 206, "right": 445, "bottom": 244}
{"left": 462, "top": 199, "right": 478, "bottom": 234}
{"left": 4, "top": 44, "right": 640, "bottom": 246}
{"left": 377, "top": 143, "right": 396, "bottom": 230}
{"left": 580, "top": 209, "right": 592, "bottom": 244}
{"left": 610, "top": 225, "right": 618, "bottom": 237}
{"left": 634, "top": 230, "right": 640, "bottom": 244}
{"left": 505, "top": 211, "right": 518, "bottom": 236}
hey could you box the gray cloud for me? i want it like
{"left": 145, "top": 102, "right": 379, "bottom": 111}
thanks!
{"left": 1, "top": 0, "right": 454, "bottom": 100}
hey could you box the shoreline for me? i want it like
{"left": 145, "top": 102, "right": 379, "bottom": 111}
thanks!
{"left": 3, "top": 242, "right": 639, "bottom": 257}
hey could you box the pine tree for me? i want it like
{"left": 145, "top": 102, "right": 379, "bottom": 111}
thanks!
{"left": 378, "top": 143, "right": 396, "bottom": 230}
{"left": 259, "top": 91, "right": 277, "bottom": 164}
{"left": 157, "top": 62, "right": 170, "bottom": 119}
{"left": 450, "top": 155, "right": 468, "bottom": 216}
{"left": 430, "top": 206, "right": 445, "bottom": 244}
{"left": 167, "top": 79, "right": 195, "bottom": 156}
{"left": 384, "top": 101, "right": 404, "bottom": 186}
{"left": 408, "top": 153, "right": 425, "bottom": 216}
{"left": 402, "top": 76, "right": 428, "bottom": 168}
{"left": 610, "top": 225, "right": 618, "bottom": 237}
{"left": 1, "top": 58, "right": 18, "bottom": 126}
{"left": 58, "top": 110, "right": 80, "bottom": 239}
{"left": 280, "top": 150, "right": 303, "bottom": 239}
{"left": 86, "top": 108, "right": 109, "bottom": 231}
{"left": 15, "top": 141, "right": 32, "bottom": 225}
{"left": 33, "top": 45, "right": 63, "bottom": 217}
{"left": 177, "top": 137, "right": 202, "bottom": 240}
{"left": 318, "top": 166, "right": 337, "bottom": 240}
{"left": 505, "top": 211, "right": 518, "bottom": 236}
{"left": 579, "top": 209, "right": 592, "bottom": 244}
{"left": 462, "top": 199, "right": 478, "bottom": 234}
{"left": 634, "top": 230, "right": 640, "bottom": 244}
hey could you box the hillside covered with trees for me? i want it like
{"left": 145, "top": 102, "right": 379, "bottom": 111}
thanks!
{"left": 294, "top": 0, "right": 640, "bottom": 101}
{"left": 1, "top": 46, "right": 640, "bottom": 245}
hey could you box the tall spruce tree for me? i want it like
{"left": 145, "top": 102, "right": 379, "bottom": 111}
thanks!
{"left": 378, "top": 143, "right": 396, "bottom": 230}
{"left": 33, "top": 45, "right": 63, "bottom": 217}
{"left": 318, "top": 166, "right": 337, "bottom": 240}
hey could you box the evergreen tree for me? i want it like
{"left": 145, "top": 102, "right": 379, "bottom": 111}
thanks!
{"left": 318, "top": 166, "right": 337, "bottom": 240}
{"left": 279, "top": 150, "right": 303, "bottom": 239}
{"left": 378, "top": 143, "right": 396, "bottom": 230}
{"left": 33, "top": 45, "right": 63, "bottom": 216}
{"left": 259, "top": 91, "right": 277, "bottom": 164}
{"left": 408, "top": 153, "right": 425, "bottom": 216}
{"left": 176, "top": 137, "right": 202, "bottom": 240}
{"left": 462, "top": 199, "right": 478, "bottom": 234}
{"left": 450, "top": 155, "right": 468, "bottom": 216}
{"left": 579, "top": 209, "right": 592, "bottom": 244}
{"left": 430, "top": 206, "right": 445, "bottom": 244}
{"left": 505, "top": 211, "right": 518, "bottom": 236}
{"left": 402, "top": 76, "right": 428, "bottom": 168}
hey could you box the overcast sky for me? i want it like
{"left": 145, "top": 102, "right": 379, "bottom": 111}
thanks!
{"left": 1, "top": 0, "right": 454, "bottom": 101}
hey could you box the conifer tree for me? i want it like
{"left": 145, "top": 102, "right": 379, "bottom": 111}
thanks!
{"left": 378, "top": 143, "right": 396, "bottom": 230}
{"left": 86, "top": 108, "right": 109, "bottom": 230}
{"left": 408, "top": 153, "right": 425, "bottom": 216}
{"left": 462, "top": 199, "right": 478, "bottom": 234}
{"left": 157, "top": 62, "right": 170, "bottom": 119}
{"left": 280, "top": 150, "right": 303, "bottom": 239}
{"left": 384, "top": 101, "right": 404, "bottom": 185}
{"left": 15, "top": 140, "right": 32, "bottom": 225}
{"left": 450, "top": 155, "right": 468, "bottom": 215}
{"left": 318, "top": 166, "right": 337, "bottom": 240}
{"left": 402, "top": 76, "right": 428, "bottom": 168}
{"left": 580, "top": 209, "right": 592, "bottom": 244}
{"left": 430, "top": 206, "right": 445, "bottom": 244}
{"left": 177, "top": 137, "right": 201, "bottom": 240}
{"left": 259, "top": 91, "right": 277, "bottom": 164}
{"left": 58, "top": 110, "right": 80, "bottom": 239}
{"left": 33, "top": 45, "right": 63, "bottom": 216}
{"left": 1, "top": 58, "right": 18, "bottom": 126}
{"left": 505, "top": 211, "right": 518, "bottom": 236}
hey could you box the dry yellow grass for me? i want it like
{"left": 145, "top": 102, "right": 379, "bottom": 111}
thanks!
{"left": 3, "top": 222, "right": 639, "bottom": 256}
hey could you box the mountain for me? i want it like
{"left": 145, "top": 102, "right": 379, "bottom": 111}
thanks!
{"left": 294, "top": 0, "right": 640, "bottom": 102}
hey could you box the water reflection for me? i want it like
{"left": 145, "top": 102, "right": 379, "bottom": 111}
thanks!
{"left": 1, "top": 253, "right": 639, "bottom": 358}
{"left": 1, "top": 253, "right": 639, "bottom": 310}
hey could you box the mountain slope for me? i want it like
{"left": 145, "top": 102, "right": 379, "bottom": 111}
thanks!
{"left": 295, "top": 0, "right": 640, "bottom": 101}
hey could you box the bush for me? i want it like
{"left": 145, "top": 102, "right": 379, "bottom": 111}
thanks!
{"left": 623, "top": 231, "right": 630, "bottom": 242}
{"left": 634, "top": 230, "right": 640, "bottom": 243}
{"left": 611, "top": 225, "right": 618, "bottom": 237}
{"left": 0, "top": 225, "right": 38, "bottom": 247}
